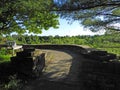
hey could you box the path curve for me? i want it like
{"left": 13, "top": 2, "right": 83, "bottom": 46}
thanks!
{"left": 23, "top": 49, "right": 86, "bottom": 90}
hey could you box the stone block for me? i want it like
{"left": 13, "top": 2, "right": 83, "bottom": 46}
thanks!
{"left": 90, "top": 50, "right": 108, "bottom": 56}
{"left": 83, "top": 50, "right": 116, "bottom": 62}
{"left": 10, "top": 49, "right": 45, "bottom": 78}
{"left": 16, "top": 51, "right": 33, "bottom": 57}
{"left": 16, "top": 50, "right": 42, "bottom": 57}
{"left": 23, "top": 48, "right": 35, "bottom": 52}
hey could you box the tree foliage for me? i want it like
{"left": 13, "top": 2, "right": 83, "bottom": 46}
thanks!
{"left": 1, "top": 0, "right": 120, "bottom": 34}
{"left": 1, "top": 33, "right": 120, "bottom": 55}
{"left": 54, "top": 0, "right": 120, "bottom": 32}
{"left": 0, "top": 0, "right": 59, "bottom": 34}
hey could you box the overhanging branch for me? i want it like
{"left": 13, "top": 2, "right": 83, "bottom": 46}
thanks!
{"left": 53, "top": 3, "right": 120, "bottom": 11}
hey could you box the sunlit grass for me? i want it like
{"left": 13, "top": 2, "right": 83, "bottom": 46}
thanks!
{"left": 0, "top": 55, "right": 11, "bottom": 63}
{"left": 98, "top": 48, "right": 120, "bottom": 56}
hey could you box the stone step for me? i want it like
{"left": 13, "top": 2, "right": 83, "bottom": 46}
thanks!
{"left": 16, "top": 51, "right": 34, "bottom": 57}
{"left": 83, "top": 52, "right": 116, "bottom": 61}
{"left": 17, "top": 49, "right": 42, "bottom": 57}
{"left": 11, "top": 56, "right": 36, "bottom": 62}
{"left": 10, "top": 49, "right": 45, "bottom": 78}
{"left": 89, "top": 50, "right": 108, "bottom": 56}
{"left": 23, "top": 48, "right": 35, "bottom": 52}
{"left": 81, "top": 60, "right": 120, "bottom": 75}
{"left": 11, "top": 53, "right": 45, "bottom": 78}
{"left": 11, "top": 57, "right": 36, "bottom": 68}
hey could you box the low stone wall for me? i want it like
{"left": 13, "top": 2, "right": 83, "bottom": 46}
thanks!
{"left": 22, "top": 44, "right": 120, "bottom": 89}
{"left": 22, "top": 45, "right": 118, "bottom": 74}
{"left": 11, "top": 48, "right": 45, "bottom": 78}
{"left": 23, "top": 44, "right": 87, "bottom": 54}
{"left": 23, "top": 44, "right": 117, "bottom": 60}
{"left": 81, "top": 60, "right": 120, "bottom": 89}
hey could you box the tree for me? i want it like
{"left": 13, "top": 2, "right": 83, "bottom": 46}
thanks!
{"left": 0, "top": 0, "right": 59, "bottom": 34}
{"left": 1, "top": 0, "right": 119, "bottom": 35}
{"left": 53, "top": 0, "right": 120, "bottom": 32}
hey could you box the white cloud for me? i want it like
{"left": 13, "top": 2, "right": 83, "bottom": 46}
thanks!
{"left": 37, "top": 18, "right": 105, "bottom": 36}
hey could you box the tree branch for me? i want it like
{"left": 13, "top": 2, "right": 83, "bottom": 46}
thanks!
{"left": 53, "top": 3, "right": 120, "bottom": 11}
{"left": 97, "top": 13, "right": 120, "bottom": 17}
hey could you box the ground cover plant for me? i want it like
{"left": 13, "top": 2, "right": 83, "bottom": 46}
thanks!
{"left": 0, "top": 48, "right": 12, "bottom": 63}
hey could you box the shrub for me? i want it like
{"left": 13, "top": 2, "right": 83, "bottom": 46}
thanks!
{"left": 4, "top": 75, "right": 22, "bottom": 90}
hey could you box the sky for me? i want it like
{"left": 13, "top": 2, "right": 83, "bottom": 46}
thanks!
{"left": 12, "top": 18, "right": 105, "bottom": 36}
{"left": 36, "top": 18, "right": 105, "bottom": 36}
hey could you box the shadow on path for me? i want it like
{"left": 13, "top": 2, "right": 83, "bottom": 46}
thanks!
{"left": 23, "top": 49, "right": 84, "bottom": 90}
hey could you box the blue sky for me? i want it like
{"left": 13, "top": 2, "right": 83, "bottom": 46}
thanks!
{"left": 12, "top": 18, "right": 105, "bottom": 36}
{"left": 37, "top": 18, "right": 105, "bottom": 36}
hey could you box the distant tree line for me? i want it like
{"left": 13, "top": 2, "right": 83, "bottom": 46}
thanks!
{"left": 0, "top": 33, "right": 119, "bottom": 47}
{"left": 0, "top": 33, "right": 120, "bottom": 56}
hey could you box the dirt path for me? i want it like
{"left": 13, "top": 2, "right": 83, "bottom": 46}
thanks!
{"left": 23, "top": 49, "right": 85, "bottom": 90}
{"left": 41, "top": 49, "right": 82, "bottom": 82}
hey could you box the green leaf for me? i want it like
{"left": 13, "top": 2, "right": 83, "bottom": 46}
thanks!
{"left": 112, "top": 8, "right": 120, "bottom": 16}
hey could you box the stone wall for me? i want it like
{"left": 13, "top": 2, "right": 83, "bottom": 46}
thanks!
{"left": 23, "top": 44, "right": 87, "bottom": 54}
{"left": 11, "top": 48, "right": 45, "bottom": 78}
{"left": 22, "top": 45, "right": 118, "bottom": 74}
{"left": 23, "top": 44, "right": 117, "bottom": 61}
{"left": 22, "top": 44, "right": 120, "bottom": 89}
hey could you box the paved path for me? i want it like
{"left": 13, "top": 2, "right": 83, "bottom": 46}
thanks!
{"left": 42, "top": 49, "right": 82, "bottom": 82}
{"left": 23, "top": 49, "right": 86, "bottom": 90}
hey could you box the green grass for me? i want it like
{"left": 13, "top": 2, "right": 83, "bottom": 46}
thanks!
{"left": 0, "top": 55, "right": 11, "bottom": 63}
{"left": 98, "top": 48, "right": 120, "bottom": 56}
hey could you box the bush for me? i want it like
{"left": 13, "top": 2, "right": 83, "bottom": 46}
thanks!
{"left": 0, "top": 48, "right": 13, "bottom": 55}
{"left": 0, "top": 48, "right": 11, "bottom": 63}
{"left": 0, "top": 48, "right": 8, "bottom": 55}
{"left": 4, "top": 75, "right": 22, "bottom": 90}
